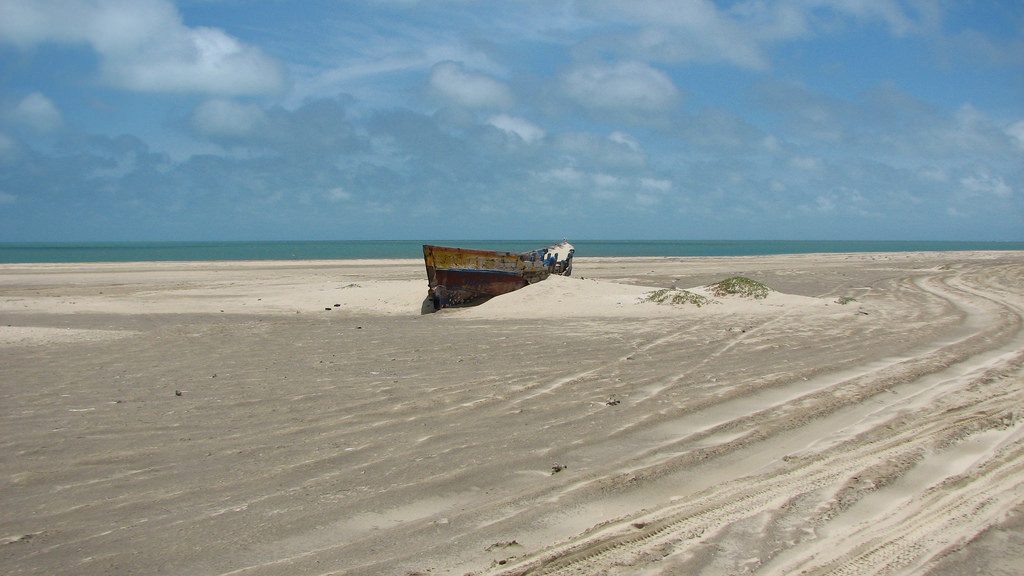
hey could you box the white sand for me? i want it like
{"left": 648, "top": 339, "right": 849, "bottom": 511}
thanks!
{"left": 0, "top": 325, "right": 136, "bottom": 346}
{"left": 1, "top": 252, "right": 1022, "bottom": 575}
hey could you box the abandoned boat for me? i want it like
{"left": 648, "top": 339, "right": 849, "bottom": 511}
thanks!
{"left": 423, "top": 241, "right": 574, "bottom": 309}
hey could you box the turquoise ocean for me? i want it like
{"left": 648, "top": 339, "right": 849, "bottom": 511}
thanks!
{"left": 1, "top": 240, "right": 1022, "bottom": 264}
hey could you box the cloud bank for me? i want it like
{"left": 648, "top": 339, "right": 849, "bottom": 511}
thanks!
{"left": 0, "top": 1, "right": 1020, "bottom": 241}
{"left": 0, "top": 0, "right": 284, "bottom": 95}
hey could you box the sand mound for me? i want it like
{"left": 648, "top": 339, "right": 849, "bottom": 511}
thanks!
{"left": 456, "top": 275, "right": 830, "bottom": 320}
{"left": 686, "top": 283, "right": 828, "bottom": 310}
{"left": 455, "top": 275, "right": 650, "bottom": 319}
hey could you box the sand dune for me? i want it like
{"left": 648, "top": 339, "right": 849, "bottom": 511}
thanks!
{"left": 1, "top": 252, "right": 1022, "bottom": 575}
{"left": 461, "top": 274, "right": 831, "bottom": 320}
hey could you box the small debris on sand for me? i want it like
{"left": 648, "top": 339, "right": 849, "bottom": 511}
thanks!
{"left": 485, "top": 540, "right": 520, "bottom": 551}
{"left": 3, "top": 533, "right": 37, "bottom": 545}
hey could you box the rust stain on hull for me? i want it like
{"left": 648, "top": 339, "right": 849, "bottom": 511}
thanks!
{"left": 423, "top": 242, "right": 574, "bottom": 310}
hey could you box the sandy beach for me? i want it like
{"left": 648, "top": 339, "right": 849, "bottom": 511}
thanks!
{"left": 2, "top": 251, "right": 1023, "bottom": 575}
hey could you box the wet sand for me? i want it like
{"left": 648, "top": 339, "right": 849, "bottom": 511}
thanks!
{"left": 1, "top": 251, "right": 1022, "bottom": 575}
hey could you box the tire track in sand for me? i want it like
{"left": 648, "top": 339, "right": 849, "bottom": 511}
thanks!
{"left": 488, "top": 261, "right": 1024, "bottom": 576}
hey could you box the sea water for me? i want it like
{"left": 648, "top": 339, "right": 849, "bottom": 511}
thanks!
{"left": 0, "top": 240, "right": 1021, "bottom": 264}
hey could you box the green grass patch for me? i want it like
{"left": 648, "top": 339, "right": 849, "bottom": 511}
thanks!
{"left": 641, "top": 288, "right": 712, "bottom": 307}
{"left": 706, "top": 277, "right": 771, "bottom": 299}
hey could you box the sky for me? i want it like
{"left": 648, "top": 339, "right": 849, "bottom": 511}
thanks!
{"left": 0, "top": 0, "right": 1021, "bottom": 242}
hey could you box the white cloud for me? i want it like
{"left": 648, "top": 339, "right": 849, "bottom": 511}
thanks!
{"left": 10, "top": 92, "right": 62, "bottom": 132}
{"left": 582, "top": 0, "right": 767, "bottom": 69}
{"left": 537, "top": 166, "right": 585, "bottom": 187}
{"left": 594, "top": 173, "right": 622, "bottom": 188}
{"left": 429, "top": 61, "right": 513, "bottom": 109}
{"left": 609, "top": 131, "right": 641, "bottom": 151}
{"left": 633, "top": 192, "right": 660, "bottom": 207}
{"left": 916, "top": 166, "right": 947, "bottom": 182}
{"left": 814, "top": 194, "right": 836, "bottom": 212}
{"left": 487, "top": 114, "right": 544, "bottom": 143}
{"left": 555, "top": 132, "right": 647, "bottom": 169}
{"left": 579, "top": 0, "right": 939, "bottom": 72}
{"left": 1007, "top": 120, "right": 1024, "bottom": 151}
{"left": 761, "top": 135, "right": 781, "bottom": 152}
{"left": 789, "top": 155, "right": 821, "bottom": 171}
{"left": 0, "top": 191, "right": 16, "bottom": 204}
{"left": 0, "top": 133, "right": 14, "bottom": 159}
{"left": 592, "top": 188, "right": 620, "bottom": 201}
{"left": 534, "top": 168, "right": 672, "bottom": 208}
{"left": 562, "top": 61, "right": 680, "bottom": 112}
{"left": 954, "top": 103, "right": 986, "bottom": 129}
{"left": 191, "top": 99, "right": 267, "bottom": 138}
{"left": 325, "top": 187, "right": 352, "bottom": 201}
{"left": 288, "top": 21, "right": 507, "bottom": 108}
{"left": 113, "top": 26, "right": 283, "bottom": 94}
{"left": 960, "top": 171, "right": 1012, "bottom": 198}
{"left": 811, "top": 0, "right": 923, "bottom": 36}
{"left": 640, "top": 177, "right": 672, "bottom": 191}
{"left": 0, "top": 0, "right": 283, "bottom": 95}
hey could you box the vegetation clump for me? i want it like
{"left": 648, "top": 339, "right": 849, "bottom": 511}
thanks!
{"left": 835, "top": 296, "right": 857, "bottom": 305}
{"left": 706, "top": 277, "right": 771, "bottom": 299}
{"left": 641, "top": 288, "right": 712, "bottom": 307}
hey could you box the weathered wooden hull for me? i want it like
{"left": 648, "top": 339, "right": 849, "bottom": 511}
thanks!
{"left": 423, "top": 242, "right": 573, "bottom": 309}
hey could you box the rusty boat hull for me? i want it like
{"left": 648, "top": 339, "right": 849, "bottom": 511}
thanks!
{"left": 423, "top": 241, "right": 574, "bottom": 309}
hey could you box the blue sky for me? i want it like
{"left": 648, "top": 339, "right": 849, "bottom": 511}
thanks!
{"left": 0, "top": 0, "right": 1021, "bottom": 241}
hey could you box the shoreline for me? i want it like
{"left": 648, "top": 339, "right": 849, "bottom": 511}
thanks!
{"left": 3, "top": 240, "right": 1023, "bottom": 265}
{"left": 1, "top": 249, "right": 1020, "bottom": 273}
